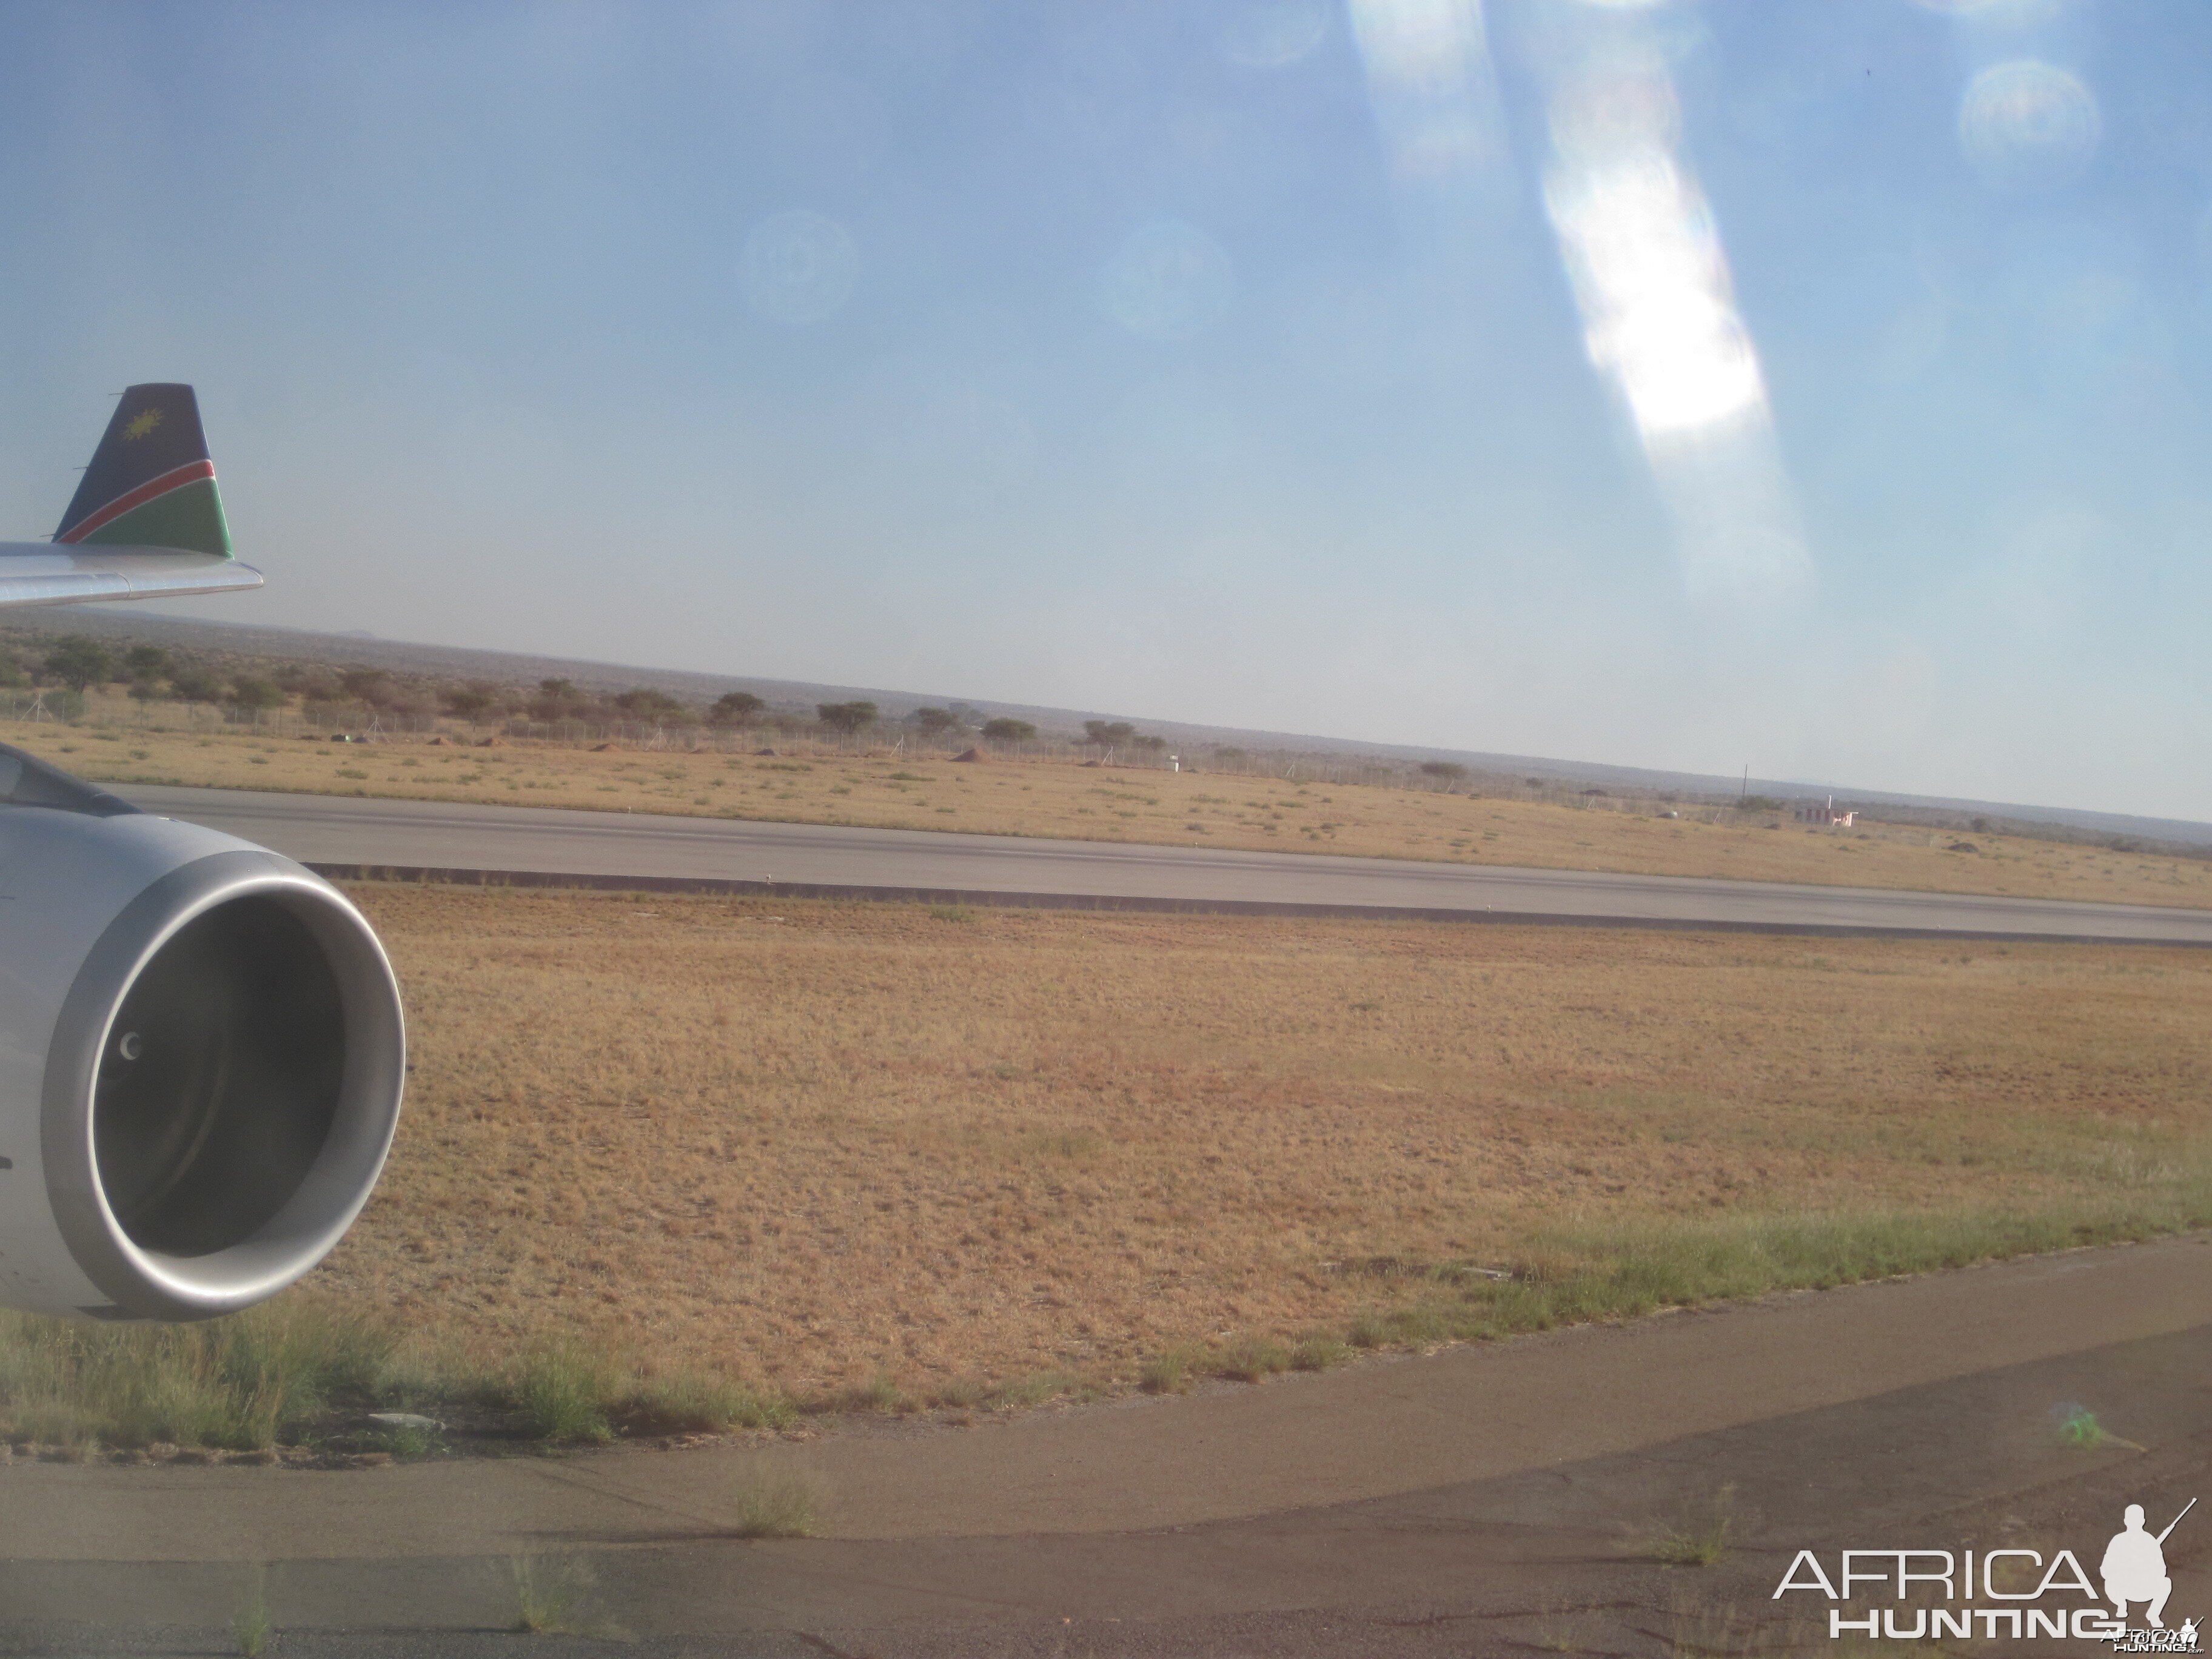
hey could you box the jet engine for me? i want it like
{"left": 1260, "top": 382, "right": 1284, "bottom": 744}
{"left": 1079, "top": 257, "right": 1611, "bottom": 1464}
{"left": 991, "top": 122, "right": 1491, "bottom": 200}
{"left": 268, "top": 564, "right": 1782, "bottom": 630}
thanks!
{"left": 0, "top": 744, "right": 403, "bottom": 1320}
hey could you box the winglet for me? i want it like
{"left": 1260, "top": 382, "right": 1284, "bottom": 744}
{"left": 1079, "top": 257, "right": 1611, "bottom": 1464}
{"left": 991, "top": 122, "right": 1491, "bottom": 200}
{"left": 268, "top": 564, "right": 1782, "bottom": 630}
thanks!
{"left": 54, "top": 384, "right": 233, "bottom": 558}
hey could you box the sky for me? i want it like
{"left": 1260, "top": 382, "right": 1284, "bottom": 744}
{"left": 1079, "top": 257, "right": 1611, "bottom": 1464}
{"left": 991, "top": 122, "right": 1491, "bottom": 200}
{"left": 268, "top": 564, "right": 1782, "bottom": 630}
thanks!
{"left": 2, "top": 1, "right": 2210, "bottom": 821}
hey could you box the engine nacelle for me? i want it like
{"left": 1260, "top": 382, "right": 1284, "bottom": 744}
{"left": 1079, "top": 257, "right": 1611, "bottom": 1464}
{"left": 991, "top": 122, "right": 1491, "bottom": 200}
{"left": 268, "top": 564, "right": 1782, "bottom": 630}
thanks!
{"left": 0, "top": 748, "right": 403, "bottom": 1320}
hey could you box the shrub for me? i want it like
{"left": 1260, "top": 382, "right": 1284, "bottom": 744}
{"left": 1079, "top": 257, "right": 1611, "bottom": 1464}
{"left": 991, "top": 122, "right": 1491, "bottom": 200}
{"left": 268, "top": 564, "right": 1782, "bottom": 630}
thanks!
{"left": 123, "top": 645, "right": 171, "bottom": 681}
{"left": 170, "top": 666, "right": 224, "bottom": 703}
{"left": 613, "top": 688, "right": 686, "bottom": 720}
{"left": 340, "top": 668, "right": 403, "bottom": 708}
{"left": 230, "top": 677, "right": 286, "bottom": 710}
{"left": 40, "top": 635, "right": 113, "bottom": 691}
{"left": 441, "top": 682, "right": 503, "bottom": 719}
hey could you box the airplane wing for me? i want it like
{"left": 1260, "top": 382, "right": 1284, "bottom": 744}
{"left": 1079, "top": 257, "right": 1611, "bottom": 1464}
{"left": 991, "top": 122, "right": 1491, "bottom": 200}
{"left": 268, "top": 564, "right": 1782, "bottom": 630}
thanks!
{"left": 1, "top": 383, "right": 257, "bottom": 611}
{"left": 0, "top": 543, "right": 263, "bottom": 609}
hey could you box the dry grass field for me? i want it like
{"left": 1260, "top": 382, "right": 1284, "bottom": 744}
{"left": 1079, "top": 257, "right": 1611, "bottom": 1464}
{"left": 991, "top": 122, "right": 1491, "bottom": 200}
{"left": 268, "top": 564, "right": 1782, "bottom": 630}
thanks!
{"left": 8, "top": 882, "right": 2211, "bottom": 1453}
{"left": 300, "top": 883, "right": 2212, "bottom": 1401}
{"left": 8, "top": 710, "right": 2212, "bottom": 911}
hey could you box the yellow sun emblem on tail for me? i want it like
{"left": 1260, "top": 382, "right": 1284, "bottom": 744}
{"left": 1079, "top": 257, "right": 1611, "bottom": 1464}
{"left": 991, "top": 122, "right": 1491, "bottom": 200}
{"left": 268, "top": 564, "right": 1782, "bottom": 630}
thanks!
{"left": 122, "top": 407, "right": 164, "bottom": 441}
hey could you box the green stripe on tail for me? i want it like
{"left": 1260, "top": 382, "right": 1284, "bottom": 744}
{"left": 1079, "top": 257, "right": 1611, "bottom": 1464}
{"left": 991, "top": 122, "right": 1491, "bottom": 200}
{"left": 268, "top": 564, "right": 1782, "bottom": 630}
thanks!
{"left": 70, "top": 476, "right": 233, "bottom": 558}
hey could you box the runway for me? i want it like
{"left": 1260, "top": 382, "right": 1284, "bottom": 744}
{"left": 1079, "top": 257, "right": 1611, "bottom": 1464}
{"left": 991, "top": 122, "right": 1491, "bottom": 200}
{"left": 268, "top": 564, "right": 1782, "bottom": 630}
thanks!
{"left": 113, "top": 783, "right": 2212, "bottom": 943}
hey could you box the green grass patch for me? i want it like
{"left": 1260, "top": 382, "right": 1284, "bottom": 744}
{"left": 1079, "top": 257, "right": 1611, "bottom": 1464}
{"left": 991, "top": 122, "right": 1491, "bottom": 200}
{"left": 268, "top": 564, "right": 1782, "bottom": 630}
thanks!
{"left": 827, "top": 1373, "right": 915, "bottom": 1414}
{"left": 502, "top": 1338, "right": 623, "bottom": 1443}
{"left": 233, "top": 1567, "right": 271, "bottom": 1657}
{"left": 8, "top": 1181, "right": 2208, "bottom": 1456}
{"left": 1290, "top": 1332, "right": 1352, "bottom": 1372}
{"left": 1640, "top": 1484, "right": 1736, "bottom": 1566}
{"left": 491, "top": 1343, "right": 803, "bottom": 1441}
{"left": 623, "top": 1369, "right": 797, "bottom": 1435}
{"left": 1214, "top": 1335, "right": 1292, "bottom": 1383}
{"left": 985, "top": 1370, "right": 1090, "bottom": 1410}
{"left": 1139, "top": 1344, "right": 1205, "bottom": 1395}
{"left": 927, "top": 1376, "right": 990, "bottom": 1410}
{"left": 1333, "top": 1195, "right": 2212, "bottom": 1356}
{"left": 1, "top": 1300, "right": 805, "bottom": 1454}
{"left": 0, "top": 1298, "right": 394, "bottom": 1450}
{"left": 725, "top": 1473, "right": 820, "bottom": 1538}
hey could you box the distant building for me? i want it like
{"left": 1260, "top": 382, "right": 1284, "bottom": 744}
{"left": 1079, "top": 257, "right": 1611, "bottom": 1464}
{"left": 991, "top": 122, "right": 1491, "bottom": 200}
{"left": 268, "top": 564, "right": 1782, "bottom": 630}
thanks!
{"left": 1797, "top": 796, "right": 1855, "bottom": 827}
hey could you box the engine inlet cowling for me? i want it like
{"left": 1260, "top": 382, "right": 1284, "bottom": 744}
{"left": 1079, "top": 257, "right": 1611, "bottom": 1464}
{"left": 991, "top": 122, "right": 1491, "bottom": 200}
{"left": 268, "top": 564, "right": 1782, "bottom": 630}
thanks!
{"left": 0, "top": 800, "right": 403, "bottom": 1321}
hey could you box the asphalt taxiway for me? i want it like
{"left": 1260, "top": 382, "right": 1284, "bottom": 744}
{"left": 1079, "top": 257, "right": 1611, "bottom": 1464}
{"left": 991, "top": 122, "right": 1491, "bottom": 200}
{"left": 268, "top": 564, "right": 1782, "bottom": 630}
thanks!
{"left": 5, "top": 1235, "right": 2208, "bottom": 1654}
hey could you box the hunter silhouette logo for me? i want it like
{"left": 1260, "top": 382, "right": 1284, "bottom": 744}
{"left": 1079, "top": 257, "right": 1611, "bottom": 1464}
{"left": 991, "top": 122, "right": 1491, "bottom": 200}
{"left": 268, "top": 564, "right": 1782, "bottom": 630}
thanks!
{"left": 121, "top": 406, "right": 163, "bottom": 440}
{"left": 1775, "top": 1496, "right": 2199, "bottom": 1646}
{"left": 2105, "top": 1501, "right": 2191, "bottom": 1629}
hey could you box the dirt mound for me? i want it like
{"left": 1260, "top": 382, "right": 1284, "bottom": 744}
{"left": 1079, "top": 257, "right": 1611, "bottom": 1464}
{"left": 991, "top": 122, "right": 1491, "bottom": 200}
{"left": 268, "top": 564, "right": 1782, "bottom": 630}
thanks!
{"left": 952, "top": 748, "right": 987, "bottom": 763}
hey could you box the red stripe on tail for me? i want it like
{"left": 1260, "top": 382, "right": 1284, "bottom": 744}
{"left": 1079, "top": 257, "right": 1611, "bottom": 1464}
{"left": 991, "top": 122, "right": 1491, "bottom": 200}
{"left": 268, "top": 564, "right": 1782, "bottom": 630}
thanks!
{"left": 56, "top": 460, "right": 218, "bottom": 545}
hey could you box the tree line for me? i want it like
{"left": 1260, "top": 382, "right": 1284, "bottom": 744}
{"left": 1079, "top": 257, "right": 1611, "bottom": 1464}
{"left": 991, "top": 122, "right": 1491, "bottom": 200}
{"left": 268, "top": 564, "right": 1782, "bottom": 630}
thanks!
{"left": 0, "top": 637, "right": 1161, "bottom": 749}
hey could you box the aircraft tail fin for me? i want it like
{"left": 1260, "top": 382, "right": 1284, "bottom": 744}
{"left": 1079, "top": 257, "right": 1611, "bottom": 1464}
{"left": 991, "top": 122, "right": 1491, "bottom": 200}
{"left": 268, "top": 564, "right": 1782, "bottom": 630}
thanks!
{"left": 54, "top": 383, "right": 233, "bottom": 558}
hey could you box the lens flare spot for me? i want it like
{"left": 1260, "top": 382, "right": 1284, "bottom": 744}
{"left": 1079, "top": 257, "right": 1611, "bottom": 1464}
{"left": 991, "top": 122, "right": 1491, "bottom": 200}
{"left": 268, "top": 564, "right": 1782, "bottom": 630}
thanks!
{"left": 740, "top": 210, "right": 860, "bottom": 326}
{"left": 1221, "top": 0, "right": 1330, "bottom": 68}
{"left": 1347, "top": 0, "right": 1504, "bottom": 182}
{"left": 1912, "top": 0, "right": 2057, "bottom": 14}
{"left": 1101, "top": 222, "right": 1235, "bottom": 342}
{"left": 1959, "top": 60, "right": 2099, "bottom": 190}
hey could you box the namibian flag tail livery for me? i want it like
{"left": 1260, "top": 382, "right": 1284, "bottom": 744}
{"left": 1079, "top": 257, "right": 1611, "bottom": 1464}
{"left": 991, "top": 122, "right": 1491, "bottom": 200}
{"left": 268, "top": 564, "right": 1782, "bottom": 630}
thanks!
{"left": 54, "top": 383, "right": 232, "bottom": 558}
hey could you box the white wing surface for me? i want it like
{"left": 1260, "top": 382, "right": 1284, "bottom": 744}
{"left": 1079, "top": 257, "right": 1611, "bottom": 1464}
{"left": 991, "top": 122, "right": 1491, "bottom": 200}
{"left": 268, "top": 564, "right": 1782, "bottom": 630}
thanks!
{"left": 0, "top": 543, "right": 264, "bottom": 610}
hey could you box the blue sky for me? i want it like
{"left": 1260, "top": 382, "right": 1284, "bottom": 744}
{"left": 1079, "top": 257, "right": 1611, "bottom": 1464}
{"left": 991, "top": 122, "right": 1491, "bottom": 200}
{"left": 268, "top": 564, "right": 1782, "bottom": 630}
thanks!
{"left": 2, "top": 2, "right": 2209, "bottom": 820}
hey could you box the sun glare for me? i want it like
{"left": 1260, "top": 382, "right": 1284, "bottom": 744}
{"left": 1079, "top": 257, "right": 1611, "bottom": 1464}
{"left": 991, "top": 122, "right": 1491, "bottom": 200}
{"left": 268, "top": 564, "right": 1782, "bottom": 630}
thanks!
{"left": 1347, "top": 0, "right": 1808, "bottom": 604}
{"left": 1544, "top": 147, "right": 1764, "bottom": 437}
{"left": 1346, "top": 0, "right": 1504, "bottom": 183}
{"left": 1537, "top": 42, "right": 1808, "bottom": 605}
